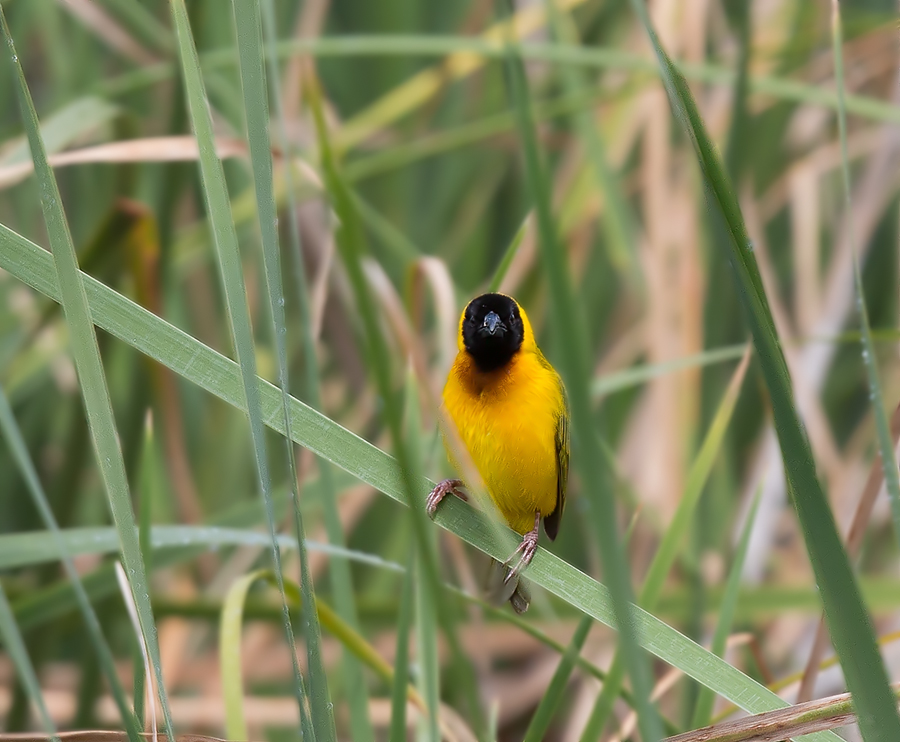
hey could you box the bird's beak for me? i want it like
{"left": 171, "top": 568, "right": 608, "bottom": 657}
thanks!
{"left": 483, "top": 311, "right": 505, "bottom": 336}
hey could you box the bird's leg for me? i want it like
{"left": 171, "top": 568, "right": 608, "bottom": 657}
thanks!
{"left": 504, "top": 510, "right": 541, "bottom": 584}
{"left": 426, "top": 478, "right": 467, "bottom": 519}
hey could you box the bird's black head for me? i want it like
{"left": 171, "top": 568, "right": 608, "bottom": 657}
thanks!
{"left": 461, "top": 293, "right": 525, "bottom": 372}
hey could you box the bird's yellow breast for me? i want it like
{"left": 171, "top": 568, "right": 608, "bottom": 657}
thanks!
{"left": 442, "top": 348, "right": 564, "bottom": 535}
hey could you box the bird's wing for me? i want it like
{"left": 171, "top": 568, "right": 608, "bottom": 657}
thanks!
{"left": 543, "top": 380, "right": 570, "bottom": 541}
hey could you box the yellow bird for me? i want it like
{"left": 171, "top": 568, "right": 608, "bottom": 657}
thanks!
{"left": 427, "top": 292, "right": 569, "bottom": 612}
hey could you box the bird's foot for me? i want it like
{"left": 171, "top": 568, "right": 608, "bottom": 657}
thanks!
{"left": 504, "top": 511, "right": 541, "bottom": 584}
{"left": 425, "top": 479, "right": 467, "bottom": 519}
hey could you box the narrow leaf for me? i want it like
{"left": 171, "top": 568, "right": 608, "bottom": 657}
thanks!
{"left": 500, "top": 8, "right": 661, "bottom": 740}
{"left": 168, "top": 0, "right": 328, "bottom": 737}
{"left": 524, "top": 615, "right": 592, "bottom": 742}
{"left": 0, "top": 8, "right": 173, "bottom": 737}
{"left": 691, "top": 491, "right": 761, "bottom": 727}
{"left": 0, "top": 584, "right": 57, "bottom": 738}
{"left": 627, "top": 0, "right": 900, "bottom": 735}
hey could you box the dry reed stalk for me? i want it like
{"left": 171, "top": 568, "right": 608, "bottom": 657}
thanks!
{"left": 663, "top": 684, "right": 900, "bottom": 742}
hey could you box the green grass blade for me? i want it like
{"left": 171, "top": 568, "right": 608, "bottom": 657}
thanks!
{"left": 640, "top": 351, "right": 749, "bottom": 607}
{"left": 523, "top": 614, "right": 592, "bottom": 742}
{"left": 691, "top": 491, "right": 760, "bottom": 728}
{"left": 137, "top": 415, "right": 157, "bottom": 606}
{"left": 306, "top": 68, "right": 486, "bottom": 738}
{"left": 720, "top": 0, "right": 751, "bottom": 179}
{"left": 0, "top": 525, "right": 405, "bottom": 572}
{"left": 592, "top": 344, "right": 749, "bottom": 398}
{"left": 0, "top": 96, "right": 119, "bottom": 167}
{"left": 403, "top": 372, "right": 441, "bottom": 742}
{"left": 168, "top": 1, "right": 335, "bottom": 739}
{"left": 353, "top": 193, "right": 421, "bottom": 267}
{"left": 581, "top": 351, "right": 749, "bottom": 739}
{"left": 0, "top": 9, "right": 174, "bottom": 738}
{"left": 832, "top": 1, "right": 900, "bottom": 547}
{"left": 0, "top": 383, "right": 141, "bottom": 736}
{"left": 255, "top": 2, "right": 375, "bottom": 736}
{"left": 499, "top": 8, "right": 661, "bottom": 741}
{"left": 0, "top": 584, "right": 57, "bottom": 739}
{"left": 97, "top": 36, "right": 900, "bottom": 129}
{"left": 224, "top": 571, "right": 317, "bottom": 741}
{"left": 415, "top": 557, "right": 441, "bottom": 742}
{"left": 0, "top": 222, "right": 843, "bottom": 741}
{"left": 221, "top": 570, "right": 269, "bottom": 741}
{"left": 99, "top": 0, "right": 173, "bottom": 54}
{"left": 627, "top": 0, "right": 900, "bottom": 736}
{"left": 389, "top": 548, "right": 415, "bottom": 742}
{"left": 132, "top": 410, "right": 155, "bottom": 726}
{"left": 230, "top": 0, "right": 354, "bottom": 738}
{"left": 221, "top": 569, "right": 435, "bottom": 740}
{"left": 544, "top": 3, "right": 640, "bottom": 280}
{"left": 342, "top": 87, "right": 610, "bottom": 185}
{"left": 487, "top": 213, "right": 530, "bottom": 292}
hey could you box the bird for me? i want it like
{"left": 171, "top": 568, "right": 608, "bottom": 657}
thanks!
{"left": 426, "top": 292, "right": 569, "bottom": 613}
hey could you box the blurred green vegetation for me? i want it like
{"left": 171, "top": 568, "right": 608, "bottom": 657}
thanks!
{"left": 1, "top": 0, "right": 899, "bottom": 740}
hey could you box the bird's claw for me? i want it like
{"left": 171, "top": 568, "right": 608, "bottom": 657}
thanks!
{"left": 425, "top": 479, "right": 466, "bottom": 519}
{"left": 504, "top": 511, "right": 541, "bottom": 584}
{"left": 503, "top": 529, "right": 539, "bottom": 584}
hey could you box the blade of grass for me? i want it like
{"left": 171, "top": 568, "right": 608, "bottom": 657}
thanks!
{"left": 282, "top": 574, "right": 466, "bottom": 741}
{"left": 832, "top": 0, "right": 900, "bottom": 547}
{"left": 113, "top": 563, "right": 156, "bottom": 741}
{"left": 415, "top": 556, "right": 441, "bottom": 742}
{"left": 593, "top": 344, "right": 749, "bottom": 398}
{"left": 220, "top": 570, "right": 304, "bottom": 741}
{"left": 137, "top": 416, "right": 156, "bottom": 593}
{"left": 581, "top": 350, "right": 750, "bottom": 740}
{"left": 231, "top": 0, "right": 364, "bottom": 737}
{"left": 640, "top": 350, "right": 750, "bottom": 607}
{"left": 523, "top": 614, "right": 593, "bottom": 742}
{"left": 342, "top": 85, "right": 624, "bottom": 185}
{"left": 0, "top": 526, "right": 405, "bottom": 572}
{"left": 221, "top": 570, "right": 441, "bottom": 738}
{"left": 0, "top": 96, "right": 119, "bottom": 167}
{"left": 134, "top": 416, "right": 159, "bottom": 729}
{"left": 97, "top": 36, "right": 900, "bottom": 129}
{"left": 389, "top": 546, "right": 415, "bottom": 742}
{"left": 305, "top": 65, "right": 486, "bottom": 738}
{"left": 0, "top": 383, "right": 140, "bottom": 737}
{"left": 691, "top": 491, "right": 760, "bottom": 728}
{"left": 243, "top": 72, "right": 432, "bottom": 725}
{"left": 160, "top": 575, "right": 900, "bottom": 626}
{"left": 487, "top": 213, "right": 530, "bottom": 293}
{"left": 0, "top": 222, "right": 843, "bottom": 741}
{"left": 402, "top": 369, "right": 441, "bottom": 741}
{"left": 168, "top": 1, "right": 331, "bottom": 738}
{"left": 720, "top": 0, "right": 752, "bottom": 180}
{"left": 353, "top": 192, "right": 420, "bottom": 267}
{"left": 330, "top": 0, "right": 590, "bottom": 151}
{"left": 791, "top": 0, "right": 900, "bottom": 707}
{"left": 260, "top": 4, "right": 377, "bottom": 736}
{"left": 544, "top": 1, "right": 641, "bottom": 281}
{"left": 0, "top": 9, "right": 174, "bottom": 738}
{"left": 499, "top": 6, "right": 661, "bottom": 741}
{"left": 99, "top": 0, "right": 173, "bottom": 54}
{"left": 627, "top": 0, "right": 900, "bottom": 736}
{"left": 0, "top": 584, "right": 57, "bottom": 740}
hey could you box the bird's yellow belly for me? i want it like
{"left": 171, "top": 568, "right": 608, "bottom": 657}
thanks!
{"left": 443, "top": 358, "right": 560, "bottom": 535}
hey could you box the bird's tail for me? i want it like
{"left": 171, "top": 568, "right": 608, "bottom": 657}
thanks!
{"left": 485, "top": 557, "right": 531, "bottom": 614}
